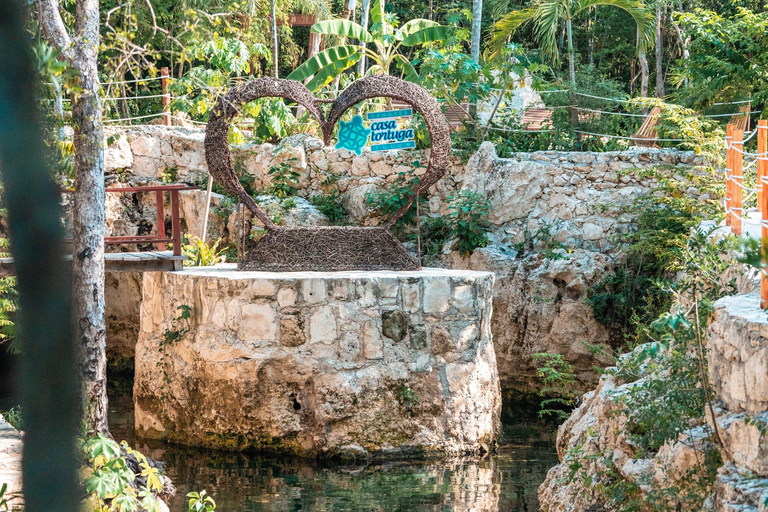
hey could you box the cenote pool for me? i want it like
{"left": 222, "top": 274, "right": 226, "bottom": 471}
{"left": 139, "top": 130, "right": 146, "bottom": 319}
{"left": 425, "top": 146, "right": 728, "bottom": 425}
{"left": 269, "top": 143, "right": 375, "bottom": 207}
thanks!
{"left": 0, "top": 353, "right": 558, "bottom": 512}
{"left": 108, "top": 377, "right": 559, "bottom": 512}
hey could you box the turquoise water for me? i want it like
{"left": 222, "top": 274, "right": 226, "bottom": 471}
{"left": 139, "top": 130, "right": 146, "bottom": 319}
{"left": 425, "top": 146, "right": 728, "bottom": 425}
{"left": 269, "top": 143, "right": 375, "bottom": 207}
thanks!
{"left": 108, "top": 380, "right": 558, "bottom": 512}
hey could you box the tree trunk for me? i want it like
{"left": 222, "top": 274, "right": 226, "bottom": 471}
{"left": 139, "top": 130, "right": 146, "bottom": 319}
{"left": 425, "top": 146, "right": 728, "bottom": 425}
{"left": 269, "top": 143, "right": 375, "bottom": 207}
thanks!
{"left": 655, "top": 3, "right": 665, "bottom": 98}
{"left": 567, "top": 17, "right": 579, "bottom": 130}
{"left": 588, "top": 7, "right": 595, "bottom": 67}
{"left": 39, "top": 0, "right": 108, "bottom": 434}
{"left": 638, "top": 26, "right": 649, "bottom": 114}
{"left": 469, "top": 0, "right": 482, "bottom": 119}
{"left": 271, "top": 0, "right": 279, "bottom": 78}
{"left": 73, "top": 0, "right": 107, "bottom": 435}
{"left": 357, "top": 0, "right": 371, "bottom": 77}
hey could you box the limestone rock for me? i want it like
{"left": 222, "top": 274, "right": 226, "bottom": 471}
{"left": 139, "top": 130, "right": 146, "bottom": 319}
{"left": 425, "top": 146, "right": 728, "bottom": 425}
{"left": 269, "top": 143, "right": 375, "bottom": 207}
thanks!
{"left": 134, "top": 266, "right": 501, "bottom": 458}
{"left": 445, "top": 245, "right": 614, "bottom": 391}
{"left": 0, "top": 416, "right": 22, "bottom": 504}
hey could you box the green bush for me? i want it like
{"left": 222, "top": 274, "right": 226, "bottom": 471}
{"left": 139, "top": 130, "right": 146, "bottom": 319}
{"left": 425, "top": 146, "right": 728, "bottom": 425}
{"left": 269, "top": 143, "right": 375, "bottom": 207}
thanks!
{"left": 365, "top": 171, "right": 424, "bottom": 234}
{"left": 310, "top": 192, "right": 347, "bottom": 225}
{"left": 586, "top": 168, "right": 719, "bottom": 348}
{"left": 265, "top": 159, "right": 300, "bottom": 198}
{"left": 446, "top": 190, "right": 491, "bottom": 255}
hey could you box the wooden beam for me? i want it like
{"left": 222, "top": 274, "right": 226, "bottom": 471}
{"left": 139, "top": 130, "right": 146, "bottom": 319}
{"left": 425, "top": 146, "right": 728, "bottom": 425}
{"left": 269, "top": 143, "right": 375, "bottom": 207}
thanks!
{"left": 0, "top": 251, "right": 186, "bottom": 276}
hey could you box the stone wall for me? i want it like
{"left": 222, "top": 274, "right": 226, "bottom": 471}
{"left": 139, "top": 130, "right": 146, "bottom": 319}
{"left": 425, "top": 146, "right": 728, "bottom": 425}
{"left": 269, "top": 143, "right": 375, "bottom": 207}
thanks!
{"left": 134, "top": 266, "right": 501, "bottom": 458}
{"left": 707, "top": 293, "right": 768, "bottom": 511}
{"left": 449, "top": 142, "right": 704, "bottom": 389}
{"left": 104, "top": 126, "right": 701, "bottom": 390}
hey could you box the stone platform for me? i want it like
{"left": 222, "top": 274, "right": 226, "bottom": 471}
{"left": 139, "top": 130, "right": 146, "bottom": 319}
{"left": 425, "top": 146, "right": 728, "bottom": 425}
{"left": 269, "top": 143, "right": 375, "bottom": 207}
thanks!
{"left": 134, "top": 265, "right": 501, "bottom": 458}
{"left": 708, "top": 293, "right": 768, "bottom": 510}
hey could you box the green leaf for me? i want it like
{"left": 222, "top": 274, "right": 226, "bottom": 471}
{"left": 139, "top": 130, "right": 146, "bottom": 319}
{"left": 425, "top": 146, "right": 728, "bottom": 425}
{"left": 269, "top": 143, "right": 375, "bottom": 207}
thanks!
{"left": 83, "top": 432, "right": 121, "bottom": 462}
{"left": 114, "top": 493, "right": 139, "bottom": 512}
{"left": 394, "top": 55, "right": 419, "bottom": 83}
{"left": 306, "top": 53, "right": 362, "bottom": 91}
{"left": 286, "top": 45, "right": 362, "bottom": 81}
{"left": 400, "top": 26, "right": 450, "bottom": 46}
{"left": 371, "top": 0, "right": 384, "bottom": 28}
{"left": 395, "top": 19, "right": 440, "bottom": 41}
{"left": 311, "top": 20, "right": 373, "bottom": 42}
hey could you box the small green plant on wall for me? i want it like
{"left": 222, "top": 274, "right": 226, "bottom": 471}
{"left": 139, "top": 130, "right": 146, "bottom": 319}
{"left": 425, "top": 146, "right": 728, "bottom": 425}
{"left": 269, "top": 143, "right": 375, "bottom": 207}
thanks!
{"left": 532, "top": 352, "right": 577, "bottom": 421}
{"left": 182, "top": 236, "right": 226, "bottom": 267}
{"left": 265, "top": 158, "right": 300, "bottom": 198}
{"left": 446, "top": 191, "right": 491, "bottom": 255}
{"left": 398, "top": 385, "right": 419, "bottom": 417}
{"left": 159, "top": 305, "right": 192, "bottom": 388}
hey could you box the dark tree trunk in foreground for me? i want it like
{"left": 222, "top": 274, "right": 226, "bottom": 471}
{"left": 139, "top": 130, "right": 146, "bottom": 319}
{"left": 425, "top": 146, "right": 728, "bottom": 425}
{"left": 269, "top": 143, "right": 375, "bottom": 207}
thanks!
{"left": 0, "top": 1, "right": 80, "bottom": 511}
{"left": 39, "top": 0, "right": 108, "bottom": 434}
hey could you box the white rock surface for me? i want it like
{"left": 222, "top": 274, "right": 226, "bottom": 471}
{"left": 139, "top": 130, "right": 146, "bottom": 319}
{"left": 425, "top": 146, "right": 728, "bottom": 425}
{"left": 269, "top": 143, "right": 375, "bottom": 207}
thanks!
{"left": 134, "top": 266, "right": 501, "bottom": 457}
{"left": 0, "top": 415, "right": 22, "bottom": 506}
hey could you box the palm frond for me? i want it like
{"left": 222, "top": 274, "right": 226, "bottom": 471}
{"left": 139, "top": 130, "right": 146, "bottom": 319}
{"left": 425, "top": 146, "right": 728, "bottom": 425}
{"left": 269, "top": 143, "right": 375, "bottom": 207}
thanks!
{"left": 487, "top": 8, "right": 537, "bottom": 59}
{"left": 532, "top": 0, "right": 566, "bottom": 64}
{"left": 572, "top": 0, "right": 654, "bottom": 49}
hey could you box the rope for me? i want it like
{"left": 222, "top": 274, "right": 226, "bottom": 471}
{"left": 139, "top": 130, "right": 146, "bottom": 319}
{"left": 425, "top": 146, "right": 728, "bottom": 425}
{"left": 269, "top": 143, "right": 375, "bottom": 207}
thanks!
{"left": 487, "top": 126, "right": 552, "bottom": 133}
{"left": 104, "top": 94, "right": 170, "bottom": 101}
{"left": 104, "top": 112, "right": 164, "bottom": 123}
{"left": 726, "top": 175, "right": 757, "bottom": 192}
{"left": 705, "top": 110, "right": 762, "bottom": 118}
{"left": 574, "top": 129, "right": 686, "bottom": 142}
{"left": 102, "top": 76, "right": 165, "bottom": 85}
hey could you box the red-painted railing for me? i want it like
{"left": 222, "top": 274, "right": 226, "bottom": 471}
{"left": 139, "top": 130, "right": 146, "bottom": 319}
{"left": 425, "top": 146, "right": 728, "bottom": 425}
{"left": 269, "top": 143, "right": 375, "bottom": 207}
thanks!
{"left": 64, "top": 184, "right": 198, "bottom": 256}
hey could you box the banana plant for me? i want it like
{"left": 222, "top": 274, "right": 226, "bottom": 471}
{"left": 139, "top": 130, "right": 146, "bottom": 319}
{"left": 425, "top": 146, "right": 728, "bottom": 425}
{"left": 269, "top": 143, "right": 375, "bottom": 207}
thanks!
{"left": 287, "top": 0, "right": 449, "bottom": 91}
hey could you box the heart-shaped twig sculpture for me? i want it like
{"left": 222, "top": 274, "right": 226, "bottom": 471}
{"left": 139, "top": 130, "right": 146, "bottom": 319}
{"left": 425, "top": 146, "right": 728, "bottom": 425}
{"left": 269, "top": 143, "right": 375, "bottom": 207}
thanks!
{"left": 204, "top": 75, "right": 452, "bottom": 271}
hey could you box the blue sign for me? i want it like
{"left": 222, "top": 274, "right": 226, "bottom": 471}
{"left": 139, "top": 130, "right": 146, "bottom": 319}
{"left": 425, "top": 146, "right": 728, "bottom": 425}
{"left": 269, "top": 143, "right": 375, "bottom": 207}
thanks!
{"left": 335, "top": 109, "right": 416, "bottom": 154}
{"left": 367, "top": 108, "right": 415, "bottom": 153}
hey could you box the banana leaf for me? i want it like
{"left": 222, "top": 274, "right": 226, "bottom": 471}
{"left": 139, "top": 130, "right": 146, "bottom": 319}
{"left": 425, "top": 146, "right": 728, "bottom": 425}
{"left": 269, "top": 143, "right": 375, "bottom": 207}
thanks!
{"left": 395, "top": 19, "right": 440, "bottom": 41}
{"left": 287, "top": 45, "right": 362, "bottom": 81}
{"left": 311, "top": 19, "right": 374, "bottom": 43}
{"left": 399, "top": 26, "right": 450, "bottom": 46}
{"left": 394, "top": 55, "right": 420, "bottom": 83}
{"left": 306, "top": 52, "right": 362, "bottom": 91}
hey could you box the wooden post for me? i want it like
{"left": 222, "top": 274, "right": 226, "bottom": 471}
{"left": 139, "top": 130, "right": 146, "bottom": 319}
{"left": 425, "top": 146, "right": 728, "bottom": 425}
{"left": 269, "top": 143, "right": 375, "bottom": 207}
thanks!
{"left": 161, "top": 66, "right": 170, "bottom": 127}
{"left": 727, "top": 125, "right": 733, "bottom": 224}
{"left": 732, "top": 128, "right": 744, "bottom": 235}
{"left": 758, "top": 120, "right": 767, "bottom": 213}
{"left": 155, "top": 190, "right": 166, "bottom": 251}
{"left": 759, "top": 120, "right": 768, "bottom": 309}
{"left": 170, "top": 189, "right": 182, "bottom": 256}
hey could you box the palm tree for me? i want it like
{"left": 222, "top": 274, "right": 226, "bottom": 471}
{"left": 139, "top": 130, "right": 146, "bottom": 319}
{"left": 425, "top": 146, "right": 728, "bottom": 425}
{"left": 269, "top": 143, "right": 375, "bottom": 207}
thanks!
{"left": 287, "top": 0, "right": 448, "bottom": 90}
{"left": 489, "top": 0, "right": 654, "bottom": 92}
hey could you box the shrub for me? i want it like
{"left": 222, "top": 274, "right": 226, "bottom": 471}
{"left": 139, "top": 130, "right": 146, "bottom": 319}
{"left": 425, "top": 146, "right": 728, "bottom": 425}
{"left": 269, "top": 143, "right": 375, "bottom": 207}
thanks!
{"left": 365, "top": 171, "right": 424, "bottom": 234}
{"left": 446, "top": 190, "right": 491, "bottom": 255}
{"left": 310, "top": 192, "right": 347, "bottom": 225}
{"left": 265, "top": 159, "right": 300, "bottom": 198}
{"left": 182, "top": 236, "right": 226, "bottom": 267}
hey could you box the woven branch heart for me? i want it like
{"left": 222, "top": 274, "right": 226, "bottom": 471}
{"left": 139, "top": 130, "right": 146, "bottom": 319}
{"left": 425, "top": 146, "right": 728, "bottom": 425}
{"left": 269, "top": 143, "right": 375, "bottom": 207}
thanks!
{"left": 204, "top": 75, "right": 451, "bottom": 228}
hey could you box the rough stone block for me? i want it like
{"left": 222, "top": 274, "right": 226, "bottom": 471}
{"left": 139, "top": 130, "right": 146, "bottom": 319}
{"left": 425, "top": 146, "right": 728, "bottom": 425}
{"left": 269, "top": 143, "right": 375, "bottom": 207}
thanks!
{"left": 134, "top": 266, "right": 499, "bottom": 458}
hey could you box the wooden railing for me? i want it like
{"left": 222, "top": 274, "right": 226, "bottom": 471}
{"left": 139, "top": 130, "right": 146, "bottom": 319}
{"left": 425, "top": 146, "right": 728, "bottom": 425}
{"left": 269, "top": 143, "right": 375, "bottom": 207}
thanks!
{"left": 64, "top": 184, "right": 198, "bottom": 256}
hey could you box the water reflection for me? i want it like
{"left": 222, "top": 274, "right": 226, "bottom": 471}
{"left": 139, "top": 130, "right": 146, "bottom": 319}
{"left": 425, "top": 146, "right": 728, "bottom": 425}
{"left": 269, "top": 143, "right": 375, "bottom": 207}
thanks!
{"left": 109, "top": 379, "right": 557, "bottom": 512}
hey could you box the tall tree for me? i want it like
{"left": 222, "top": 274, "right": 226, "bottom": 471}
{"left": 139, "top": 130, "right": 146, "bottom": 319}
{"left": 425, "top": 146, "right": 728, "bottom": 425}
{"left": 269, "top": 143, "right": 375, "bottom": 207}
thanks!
{"left": 271, "top": 0, "right": 280, "bottom": 77}
{"left": 38, "top": 0, "right": 108, "bottom": 433}
{"left": 655, "top": 2, "right": 665, "bottom": 97}
{"left": 357, "top": 0, "right": 371, "bottom": 76}
{"left": 471, "top": 0, "right": 483, "bottom": 63}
